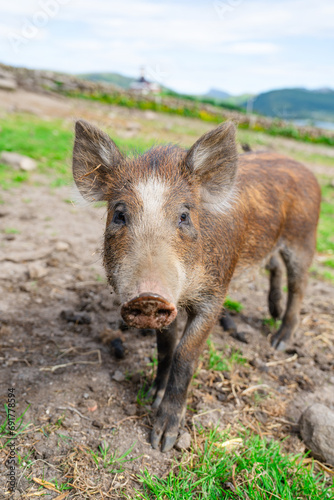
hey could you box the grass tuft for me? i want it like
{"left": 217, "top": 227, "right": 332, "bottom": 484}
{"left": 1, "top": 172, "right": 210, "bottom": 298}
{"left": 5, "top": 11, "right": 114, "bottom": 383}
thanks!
{"left": 136, "top": 429, "right": 334, "bottom": 499}
{"left": 205, "top": 340, "right": 247, "bottom": 372}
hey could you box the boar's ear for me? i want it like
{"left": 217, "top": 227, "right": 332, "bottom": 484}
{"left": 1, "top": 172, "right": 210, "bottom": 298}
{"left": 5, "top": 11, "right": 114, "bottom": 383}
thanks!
{"left": 72, "top": 120, "right": 124, "bottom": 202}
{"left": 184, "top": 121, "right": 238, "bottom": 212}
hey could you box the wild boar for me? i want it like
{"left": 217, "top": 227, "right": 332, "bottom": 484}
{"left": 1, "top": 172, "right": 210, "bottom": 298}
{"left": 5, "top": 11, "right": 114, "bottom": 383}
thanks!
{"left": 72, "top": 120, "right": 321, "bottom": 451}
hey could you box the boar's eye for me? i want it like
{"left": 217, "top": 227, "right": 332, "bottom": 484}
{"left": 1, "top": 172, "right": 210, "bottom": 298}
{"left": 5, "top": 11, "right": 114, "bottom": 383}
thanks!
{"left": 179, "top": 212, "right": 190, "bottom": 226}
{"left": 113, "top": 210, "right": 126, "bottom": 225}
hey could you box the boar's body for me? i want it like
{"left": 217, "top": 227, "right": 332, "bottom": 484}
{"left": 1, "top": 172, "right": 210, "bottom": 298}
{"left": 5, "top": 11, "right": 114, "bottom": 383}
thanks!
{"left": 205, "top": 151, "right": 320, "bottom": 280}
{"left": 72, "top": 120, "right": 321, "bottom": 452}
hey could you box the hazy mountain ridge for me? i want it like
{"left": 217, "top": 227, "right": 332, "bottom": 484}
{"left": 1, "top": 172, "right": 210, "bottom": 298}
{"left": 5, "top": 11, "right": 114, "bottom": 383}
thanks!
{"left": 205, "top": 88, "right": 230, "bottom": 99}
{"left": 251, "top": 88, "right": 334, "bottom": 122}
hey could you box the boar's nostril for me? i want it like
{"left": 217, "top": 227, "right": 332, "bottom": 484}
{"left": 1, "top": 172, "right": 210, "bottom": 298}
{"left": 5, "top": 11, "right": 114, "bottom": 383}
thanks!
{"left": 131, "top": 308, "right": 142, "bottom": 317}
{"left": 121, "top": 293, "right": 177, "bottom": 329}
{"left": 157, "top": 309, "right": 169, "bottom": 316}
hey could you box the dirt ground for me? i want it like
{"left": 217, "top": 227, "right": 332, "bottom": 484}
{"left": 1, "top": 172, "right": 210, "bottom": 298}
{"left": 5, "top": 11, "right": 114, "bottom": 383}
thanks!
{"left": 0, "top": 90, "right": 334, "bottom": 498}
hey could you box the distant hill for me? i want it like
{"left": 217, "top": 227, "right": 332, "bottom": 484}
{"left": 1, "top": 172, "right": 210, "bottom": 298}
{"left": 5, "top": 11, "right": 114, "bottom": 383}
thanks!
{"left": 204, "top": 89, "right": 254, "bottom": 108}
{"left": 205, "top": 88, "right": 230, "bottom": 100}
{"left": 224, "top": 93, "right": 254, "bottom": 108}
{"left": 252, "top": 88, "right": 334, "bottom": 122}
{"left": 78, "top": 72, "right": 136, "bottom": 89}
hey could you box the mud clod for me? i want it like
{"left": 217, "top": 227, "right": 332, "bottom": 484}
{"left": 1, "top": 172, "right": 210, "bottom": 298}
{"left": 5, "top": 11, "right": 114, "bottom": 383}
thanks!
{"left": 60, "top": 309, "right": 91, "bottom": 324}
{"left": 110, "top": 337, "right": 126, "bottom": 359}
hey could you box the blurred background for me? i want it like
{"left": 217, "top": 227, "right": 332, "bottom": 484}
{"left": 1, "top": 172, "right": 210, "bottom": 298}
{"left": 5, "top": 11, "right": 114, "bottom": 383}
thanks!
{"left": 0, "top": 0, "right": 334, "bottom": 128}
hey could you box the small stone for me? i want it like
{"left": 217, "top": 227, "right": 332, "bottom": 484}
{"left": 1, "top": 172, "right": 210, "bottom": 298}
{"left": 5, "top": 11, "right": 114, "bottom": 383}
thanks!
{"left": 112, "top": 370, "right": 125, "bottom": 382}
{"left": 299, "top": 403, "right": 334, "bottom": 465}
{"left": 83, "top": 393, "right": 89, "bottom": 399}
{"left": 28, "top": 262, "right": 48, "bottom": 279}
{"left": 0, "top": 77, "right": 17, "bottom": 91}
{"left": 55, "top": 241, "right": 69, "bottom": 251}
{"left": 175, "top": 431, "right": 191, "bottom": 451}
{"left": 249, "top": 357, "right": 268, "bottom": 372}
{"left": 219, "top": 313, "right": 237, "bottom": 333}
{"left": 254, "top": 410, "right": 268, "bottom": 424}
{"left": 217, "top": 392, "right": 227, "bottom": 402}
{"left": 47, "top": 257, "right": 60, "bottom": 267}
{"left": 92, "top": 420, "right": 103, "bottom": 429}
{"left": 144, "top": 111, "right": 156, "bottom": 120}
{"left": 231, "top": 330, "right": 248, "bottom": 344}
{"left": 125, "top": 404, "right": 137, "bottom": 416}
{"left": 126, "top": 121, "right": 141, "bottom": 131}
{"left": 86, "top": 399, "right": 98, "bottom": 412}
{"left": 221, "top": 482, "right": 237, "bottom": 493}
{"left": 0, "top": 151, "right": 36, "bottom": 171}
{"left": 62, "top": 414, "right": 80, "bottom": 428}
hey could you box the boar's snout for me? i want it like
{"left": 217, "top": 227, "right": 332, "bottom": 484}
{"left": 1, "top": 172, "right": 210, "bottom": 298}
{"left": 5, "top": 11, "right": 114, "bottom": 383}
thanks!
{"left": 121, "top": 293, "right": 177, "bottom": 329}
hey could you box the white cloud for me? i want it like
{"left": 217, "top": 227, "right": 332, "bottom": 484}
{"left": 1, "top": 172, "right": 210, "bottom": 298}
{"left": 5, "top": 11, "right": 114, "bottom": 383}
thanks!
{"left": 0, "top": 0, "right": 333, "bottom": 94}
{"left": 219, "top": 42, "right": 280, "bottom": 55}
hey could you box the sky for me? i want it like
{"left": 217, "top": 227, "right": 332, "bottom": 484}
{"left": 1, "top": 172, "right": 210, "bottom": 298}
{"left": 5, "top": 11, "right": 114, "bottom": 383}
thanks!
{"left": 0, "top": 0, "right": 333, "bottom": 95}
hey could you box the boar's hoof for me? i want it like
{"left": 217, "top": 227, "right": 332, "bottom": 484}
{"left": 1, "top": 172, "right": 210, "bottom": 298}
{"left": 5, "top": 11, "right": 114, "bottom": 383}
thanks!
{"left": 151, "top": 404, "right": 186, "bottom": 452}
{"left": 271, "top": 331, "right": 288, "bottom": 352}
{"left": 151, "top": 427, "right": 178, "bottom": 452}
{"left": 121, "top": 293, "right": 177, "bottom": 329}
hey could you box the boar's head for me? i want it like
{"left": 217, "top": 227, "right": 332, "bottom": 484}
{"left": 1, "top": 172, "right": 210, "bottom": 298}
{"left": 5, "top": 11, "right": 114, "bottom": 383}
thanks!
{"left": 72, "top": 120, "right": 238, "bottom": 329}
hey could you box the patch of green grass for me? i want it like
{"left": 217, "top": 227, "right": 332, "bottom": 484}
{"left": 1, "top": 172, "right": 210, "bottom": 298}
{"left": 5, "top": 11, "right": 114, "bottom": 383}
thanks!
{"left": 136, "top": 429, "right": 334, "bottom": 499}
{"left": 262, "top": 317, "right": 282, "bottom": 329}
{"left": 56, "top": 433, "right": 73, "bottom": 446}
{"left": 317, "top": 184, "right": 334, "bottom": 254}
{"left": 136, "top": 382, "right": 154, "bottom": 406}
{"left": 311, "top": 266, "right": 334, "bottom": 283}
{"left": 320, "top": 269, "right": 334, "bottom": 282}
{"left": 0, "top": 404, "right": 31, "bottom": 449}
{"left": 0, "top": 113, "right": 156, "bottom": 190}
{"left": 54, "top": 414, "right": 66, "bottom": 429}
{"left": 318, "top": 219, "right": 334, "bottom": 254}
{"left": 224, "top": 296, "right": 244, "bottom": 313}
{"left": 36, "top": 477, "right": 73, "bottom": 493}
{"left": 0, "top": 114, "right": 72, "bottom": 189}
{"left": 0, "top": 166, "right": 29, "bottom": 189}
{"left": 324, "top": 258, "right": 334, "bottom": 269}
{"left": 206, "top": 340, "right": 247, "bottom": 372}
{"left": 95, "top": 273, "right": 106, "bottom": 283}
{"left": 17, "top": 449, "right": 34, "bottom": 468}
{"left": 89, "top": 440, "right": 140, "bottom": 473}
{"left": 3, "top": 227, "right": 20, "bottom": 234}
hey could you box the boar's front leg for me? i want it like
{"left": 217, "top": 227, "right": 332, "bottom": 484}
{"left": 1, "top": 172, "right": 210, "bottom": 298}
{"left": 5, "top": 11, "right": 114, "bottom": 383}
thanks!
{"left": 147, "top": 321, "right": 178, "bottom": 409}
{"left": 151, "top": 303, "right": 220, "bottom": 452}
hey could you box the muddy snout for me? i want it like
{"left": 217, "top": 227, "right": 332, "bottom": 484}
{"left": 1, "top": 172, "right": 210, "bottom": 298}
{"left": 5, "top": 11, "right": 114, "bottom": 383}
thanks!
{"left": 121, "top": 293, "right": 177, "bottom": 329}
